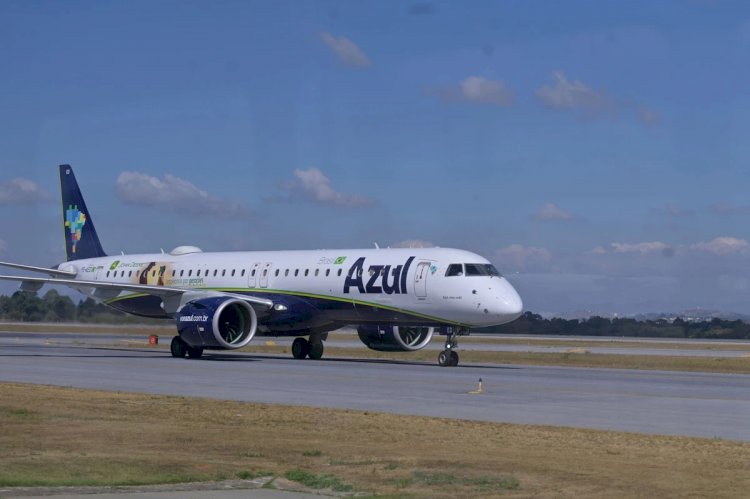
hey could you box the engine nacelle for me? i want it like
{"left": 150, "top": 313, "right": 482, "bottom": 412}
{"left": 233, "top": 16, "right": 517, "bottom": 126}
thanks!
{"left": 177, "top": 297, "right": 257, "bottom": 349}
{"left": 357, "top": 325, "right": 434, "bottom": 352}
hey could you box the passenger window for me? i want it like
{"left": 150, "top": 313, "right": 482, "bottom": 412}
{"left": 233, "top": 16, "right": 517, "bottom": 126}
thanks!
{"left": 315, "top": 269, "right": 319, "bottom": 276}
{"left": 251, "top": 269, "right": 256, "bottom": 277}
{"left": 241, "top": 269, "right": 246, "bottom": 276}
{"left": 263, "top": 269, "right": 267, "bottom": 276}
{"left": 305, "top": 269, "right": 309, "bottom": 276}
{"left": 275, "top": 269, "right": 279, "bottom": 277}
{"left": 285, "top": 269, "right": 289, "bottom": 277}
{"left": 106, "top": 271, "right": 110, "bottom": 277}
{"left": 337, "top": 269, "right": 342, "bottom": 276}
{"left": 446, "top": 264, "right": 464, "bottom": 277}
{"left": 180, "top": 270, "right": 184, "bottom": 277}
{"left": 222, "top": 269, "right": 226, "bottom": 276}
{"left": 129, "top": 271, "right": 133, "bottom": 277}
{"left": 152, "top": 270, "right": 156, "bottom": 277}
{"left": 189, "top": 270, "right": 193, "bottom": 276}
{"left": 326, "top": 269, "right": 330, "bottom": 276}
{"left": 213, "top": 269, "right": 217, "bottom": 277}
{"left": 295, "top": 269, "right": 299, "bottom": 276}
{"left": 231, "top": 269, "right": 235, "bottom": 276}
{"left": 171, "top": 270, "right": 175, "bottom": 277}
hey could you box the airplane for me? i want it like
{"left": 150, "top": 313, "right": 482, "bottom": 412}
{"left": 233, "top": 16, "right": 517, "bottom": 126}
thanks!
{"left": 0, "top": 165, "right": 523, "bottom": 366}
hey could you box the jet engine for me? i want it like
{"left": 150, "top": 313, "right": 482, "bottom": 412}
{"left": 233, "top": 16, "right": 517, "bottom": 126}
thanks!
{"left": 176, "top": 296, "right": 257, "bottom": 349}
{"left": 357, "top": 325, "right": 434, "bottom": 352}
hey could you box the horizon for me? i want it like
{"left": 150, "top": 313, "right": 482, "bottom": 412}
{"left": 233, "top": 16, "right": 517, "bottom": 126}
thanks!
{"left": 2, "top": 1, "right": 750, "bottom": 315}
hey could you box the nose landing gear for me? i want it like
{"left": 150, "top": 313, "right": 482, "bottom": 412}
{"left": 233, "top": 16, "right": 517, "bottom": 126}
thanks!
{"left": 438, "top": 328, "right": 462, "bottom": 367}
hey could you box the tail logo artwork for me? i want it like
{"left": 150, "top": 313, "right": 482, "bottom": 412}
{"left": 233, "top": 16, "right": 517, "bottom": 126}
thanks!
{"left": 65, "top": 205, "right": 86, "bottom": 254}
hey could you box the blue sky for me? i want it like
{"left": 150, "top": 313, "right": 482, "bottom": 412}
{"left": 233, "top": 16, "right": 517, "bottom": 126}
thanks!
{"left": 2, "top": 0, "right": 750, "bottom": 315}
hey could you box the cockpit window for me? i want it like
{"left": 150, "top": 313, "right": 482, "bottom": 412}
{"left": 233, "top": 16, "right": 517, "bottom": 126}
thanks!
{"left": 445, "top": 264, "right": 464, "bottom": 277}
{"left": 464, "top": 263, "right": 501, "bottom": 277}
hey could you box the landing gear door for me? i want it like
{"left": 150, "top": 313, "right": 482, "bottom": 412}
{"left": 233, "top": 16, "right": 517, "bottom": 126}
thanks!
{"left": 248, "top": 262, "right": 261, "bottom": 288}
{"left": 259, "top": 262, "right": 272, "bottom": 288}
{"left": 414, "top": 261, "right": 430, "bottom": 300}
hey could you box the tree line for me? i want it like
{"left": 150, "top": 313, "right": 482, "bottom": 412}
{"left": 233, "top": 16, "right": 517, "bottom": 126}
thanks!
{"left": 0, "top": 290, "right": 163, "bottom": 324}
{"left": 2, "top": 292, "right": 750, "bottom": 338}
{"left": 484, "top": 311, "right": 750, "bottom": 339}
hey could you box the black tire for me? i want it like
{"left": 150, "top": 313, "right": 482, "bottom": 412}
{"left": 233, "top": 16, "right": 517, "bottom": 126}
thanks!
{"left": 170, "top": 336, "right": 187, "bottom": 358}
{"left": 449, "top": 350, "right": 459, "bottom": 367}
{"left": 187, "top": 346, "right": 204, "bottom": 359}
{"left": 438, "top": 350, "right": 450, "bottom": 367}
{"left": 292, "top": 337, "right": 310, "bottom": 359}
{"left": 308, "top": 341, "right": 324, "bottom": 360}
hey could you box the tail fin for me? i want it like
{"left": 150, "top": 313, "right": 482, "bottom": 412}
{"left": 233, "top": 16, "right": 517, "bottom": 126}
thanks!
{"left": 59, "top": 164, "right": 106, "bottom": 261}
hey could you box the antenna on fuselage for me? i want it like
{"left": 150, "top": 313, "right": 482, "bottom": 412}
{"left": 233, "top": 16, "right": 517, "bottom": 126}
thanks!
{"left": 374, "top": 242, "right": 380, "bottom": 249}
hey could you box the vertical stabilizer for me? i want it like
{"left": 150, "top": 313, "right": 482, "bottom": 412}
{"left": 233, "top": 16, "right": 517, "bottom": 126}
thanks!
{"left": 59, "top": 164, "right": 106, "bottom": 261}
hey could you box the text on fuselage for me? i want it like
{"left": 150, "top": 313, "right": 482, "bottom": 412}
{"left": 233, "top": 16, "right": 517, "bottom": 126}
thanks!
{"left": 343, "top": 256, "right": 414, "bottom": 294}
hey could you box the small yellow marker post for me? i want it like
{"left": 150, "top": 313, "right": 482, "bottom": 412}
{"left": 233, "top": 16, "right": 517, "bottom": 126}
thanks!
{"left": 469, "top": 378, "right": 483, "bottom": 394}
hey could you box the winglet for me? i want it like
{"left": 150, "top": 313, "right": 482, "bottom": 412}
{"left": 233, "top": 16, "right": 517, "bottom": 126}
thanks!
{"left": 59, "top": 165, "right": 106, "bottom": 261}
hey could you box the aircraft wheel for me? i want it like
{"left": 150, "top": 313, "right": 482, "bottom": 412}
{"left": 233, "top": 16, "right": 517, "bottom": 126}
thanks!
{"left": 292, "top": 337, "right": 310, "bottom": 359}
{"left": 308, "top": 341, "right": 324, "bottom": 360}
{"left": 450, "top": 350, "right": 459, "bottom": 367}
{"left": 187, "top": 346, "right": 204, "bottom": 359}
{"left": 438, "top": 350, "right": 451, "bottom": 367}
{"left": 170, "top": 336, "right": 187, "bottom": 358}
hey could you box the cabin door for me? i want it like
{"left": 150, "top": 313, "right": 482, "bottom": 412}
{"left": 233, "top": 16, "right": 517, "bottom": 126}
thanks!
{"left": 414, "top": 261, "right": 430, "bottom": 300}
{"left": 248, "top": 262, "right": 261, "bottom": 288}
{"left": 259, "top": 262, "right": 272, "bottom": 288}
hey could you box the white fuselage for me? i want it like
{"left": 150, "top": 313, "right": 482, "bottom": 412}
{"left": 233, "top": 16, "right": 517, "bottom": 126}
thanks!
{"left": 59, "top": 246, "right": 523, "bottom": 329}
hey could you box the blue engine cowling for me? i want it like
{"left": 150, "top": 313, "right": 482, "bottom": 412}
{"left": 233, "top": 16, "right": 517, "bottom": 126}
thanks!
{"left": 177, "top": 296, "right": 257, "bottom": 349}
{"left": 357, "top": 325, "right": 434, "bottom": 352}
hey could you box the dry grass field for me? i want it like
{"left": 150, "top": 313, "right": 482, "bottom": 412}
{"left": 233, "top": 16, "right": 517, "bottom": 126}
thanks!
{"left": 1, "top": 383, "right": 748, "bottom": 498}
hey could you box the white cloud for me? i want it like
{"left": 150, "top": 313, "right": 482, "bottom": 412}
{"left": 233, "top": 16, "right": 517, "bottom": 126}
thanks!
{"left": 638, "top": 106, "right": 661, "bottom": 125}
{"left": 710, "top": 203, "right": 750, "bottom": 215}
{"left": 276, "top": 168, "right": 372, "bottom": 208}
{"left": 320, "top": 32, "right": 371, "bottom": 67}
{"left": 391, "top": 239, "right": 435, "bottom": 248}
{"left": 691, "top": 237, "right": 750, "bottom": 255}
{"left": 535, "top": 71, "right": 611, "bottom": 116}
{"left": 116, "top": 171, "right": 247, "bottom": 217}
{"left": 534, "top": 202, "right": 573, "bottom": 221}
{"left": 0, "top": 178, "right": 51, "bottom": 205}
{"left": 495, "top": 244, "right": 552, "bottom": 270}
{"left": 664, "top": 203, "right": 691, "bottom": 218}
{"left": 458, "top": 76, "right": 513, "bottom": 106}
{"left": 592, "top": 242, "right": 672, "bottom": 255}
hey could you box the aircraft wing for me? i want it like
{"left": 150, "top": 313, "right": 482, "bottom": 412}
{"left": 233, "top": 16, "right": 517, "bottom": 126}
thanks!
{"left": 0, "top": 274, "right": 274, "bottom": 315}
{"left": 0, "top": 261, "right": 77, "bottom": 278}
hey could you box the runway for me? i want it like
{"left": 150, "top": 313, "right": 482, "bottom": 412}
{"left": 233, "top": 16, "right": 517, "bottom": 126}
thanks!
{"left": 1, "top": 333, "right": 749, "bottom": 442}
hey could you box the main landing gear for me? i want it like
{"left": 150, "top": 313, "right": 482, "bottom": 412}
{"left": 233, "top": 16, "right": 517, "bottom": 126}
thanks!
{"left": 170, "top": 336, "right": 203, "bottom": 359}
{"left": 291, "top": 335, "right": 325, "bottom": 360}
{"left": 438, "top": 328, "right": 461, "bottom": 367}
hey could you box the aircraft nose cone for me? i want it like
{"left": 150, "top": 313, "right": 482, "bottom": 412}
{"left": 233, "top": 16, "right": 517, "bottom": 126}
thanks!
{"left": 495, "top": 279, "right": 523, "bottom": 322}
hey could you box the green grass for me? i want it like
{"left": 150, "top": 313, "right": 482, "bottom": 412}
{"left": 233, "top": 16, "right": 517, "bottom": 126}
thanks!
{"left": 284, "top": 469, "right": 353, "bottom": 492}
{"left": 236, "top": 470, "right": 273, "bottom": 480}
